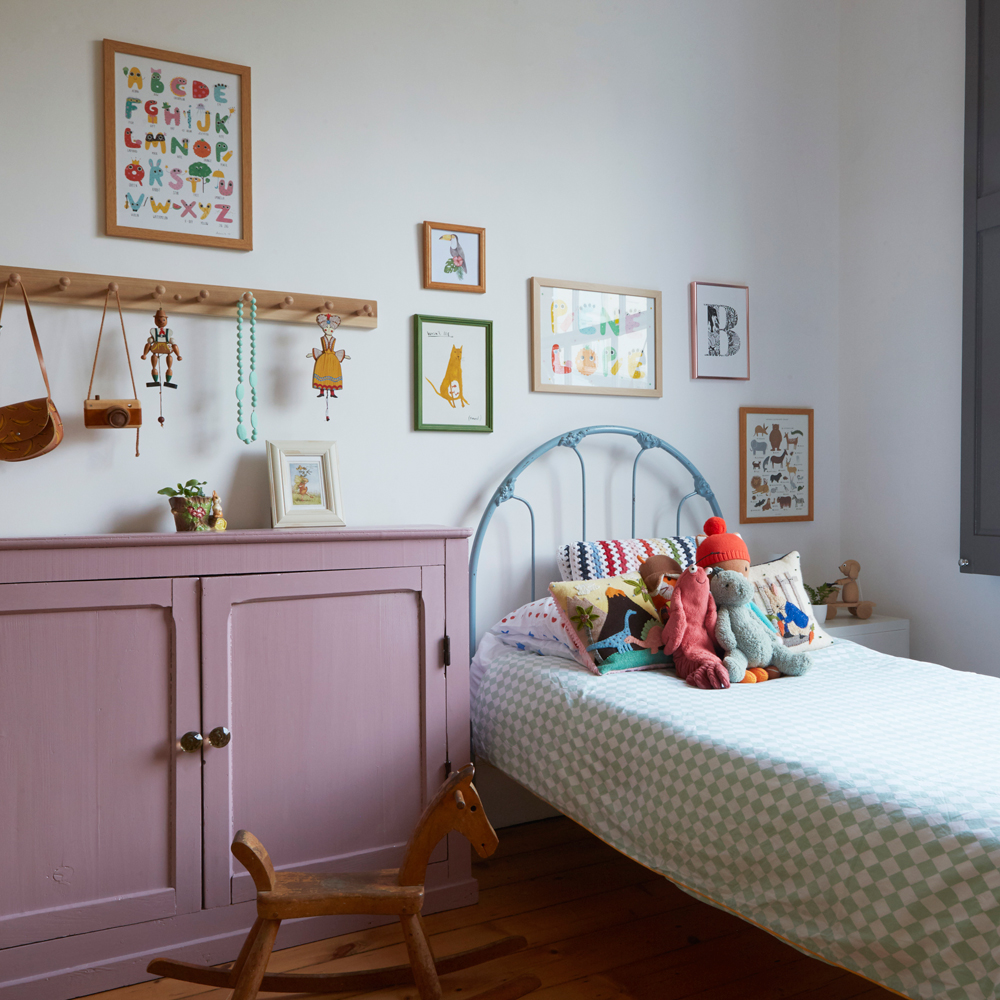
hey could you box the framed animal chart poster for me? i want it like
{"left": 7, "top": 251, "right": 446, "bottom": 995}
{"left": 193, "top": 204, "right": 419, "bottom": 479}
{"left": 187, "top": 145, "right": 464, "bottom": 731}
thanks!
{"left": 690, "top": 281, "right": 750, "bottom": 379}
{"left": 531, "top": 277, "right": 662, "bottom": 397}
{"left": 740, "top": 407, "right": 813, "bottom": 523}
{"left": 422, "top": 222, "right": 485, "bottom": 293}
{"left": 414, "top": 315, "right": 493, "bottom": 432}
{"left": 103, "top": 39, "right": 252, "bottom": 250}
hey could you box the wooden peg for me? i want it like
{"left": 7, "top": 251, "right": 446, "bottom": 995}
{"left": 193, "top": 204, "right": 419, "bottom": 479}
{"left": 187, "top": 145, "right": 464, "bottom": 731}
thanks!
{"left": 198, "top": 289, "right": 210, "bottom": 300}
{"left": 324, "top": 301, "right": 334, "bottom": 311}
{"left": 280, "top": 296, "right": 294, "bottom": 309}
{"left": 58, "top": 277, "right": 71, "bottom": 290}
{"left": 108, "top": 282, "right": 119, "bottom": 292}
{"left": 242, "top": 291, "right": 254, "bottom": 303}
{"left": 9, "top": 273, "right": 21, "bottom": 286}
{"left": 155, "top": 285, "right": 166, "bottom": 296}
{"left": 454, "top": 789, "right": 465, "bottom": 809}
{"left": 173, "top": 293, "right": 183, "bottom": 301}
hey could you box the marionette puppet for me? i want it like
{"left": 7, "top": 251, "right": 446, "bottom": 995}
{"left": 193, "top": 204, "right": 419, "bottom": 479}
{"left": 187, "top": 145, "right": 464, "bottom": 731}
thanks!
{"left": 143, "top": 307, "right": 182, "bottom": 426}
{"left": 309, "top": 313, "right": 350, "bottom": 421}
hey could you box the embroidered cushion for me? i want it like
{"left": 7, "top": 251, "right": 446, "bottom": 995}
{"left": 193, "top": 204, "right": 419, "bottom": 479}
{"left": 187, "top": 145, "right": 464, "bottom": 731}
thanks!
{"left": 549, "top": 574, "right": 668, "bottom": 675}
{"left": 748, "top": 551, "right": 833, "bottom": 651}
{"left": 557, "top": 536, "right": 698, "bottom": 582}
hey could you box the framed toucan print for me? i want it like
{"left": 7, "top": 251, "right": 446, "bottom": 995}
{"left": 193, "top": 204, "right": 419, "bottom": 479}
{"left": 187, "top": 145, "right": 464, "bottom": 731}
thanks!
{"left": 422, "top": 221, "right": 486, "bottom": 293}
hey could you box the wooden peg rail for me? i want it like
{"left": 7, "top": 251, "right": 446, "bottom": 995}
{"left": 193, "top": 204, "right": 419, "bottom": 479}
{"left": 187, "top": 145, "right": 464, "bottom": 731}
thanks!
{"left": 2, "top": 266, "right": 377, "bottom": 329}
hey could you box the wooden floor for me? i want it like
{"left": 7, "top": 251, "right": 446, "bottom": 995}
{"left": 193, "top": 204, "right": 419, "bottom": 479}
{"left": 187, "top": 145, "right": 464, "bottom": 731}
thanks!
{"left": 87, "top": 817, "right": 899, "bottom": 1000}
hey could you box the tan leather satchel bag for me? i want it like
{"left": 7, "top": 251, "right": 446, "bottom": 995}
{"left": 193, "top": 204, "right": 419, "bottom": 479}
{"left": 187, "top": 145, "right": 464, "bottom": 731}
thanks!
{"left": 0, "top": 281, "right": 63, "bottom": 462}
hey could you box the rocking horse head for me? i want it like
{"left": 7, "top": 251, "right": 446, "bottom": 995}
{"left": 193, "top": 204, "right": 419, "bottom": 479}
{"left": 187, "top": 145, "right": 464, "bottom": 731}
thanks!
{"left": 398, "top": 764, "right": 498, "bottom": 885}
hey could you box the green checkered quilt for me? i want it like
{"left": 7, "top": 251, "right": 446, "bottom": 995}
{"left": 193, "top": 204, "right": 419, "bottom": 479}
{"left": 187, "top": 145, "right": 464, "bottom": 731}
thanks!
{"left": 472, "top": 640, "right": 1000, "bottom": 999}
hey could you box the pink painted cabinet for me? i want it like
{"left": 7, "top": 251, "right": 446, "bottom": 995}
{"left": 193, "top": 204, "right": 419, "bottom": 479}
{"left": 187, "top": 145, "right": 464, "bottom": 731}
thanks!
{"left": 0, "top": 528, "right": 473, "bottom": 1000}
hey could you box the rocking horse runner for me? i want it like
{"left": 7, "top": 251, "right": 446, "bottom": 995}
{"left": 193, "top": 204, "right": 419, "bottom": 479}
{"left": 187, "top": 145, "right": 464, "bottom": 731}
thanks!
{"left": 147, "top": 765, "right": 540, "bottom": 1000}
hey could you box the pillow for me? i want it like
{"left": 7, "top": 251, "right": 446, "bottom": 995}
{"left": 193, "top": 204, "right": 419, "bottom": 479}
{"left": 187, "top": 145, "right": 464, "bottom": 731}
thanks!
{"left": 748, "top": 551, "right": 833, "bottom": 651}
{"left": 549, "top": 574, "right": 669, "bottom": 675}
{"left": 489, "top": 596, "right": 585, "bottom": 664}
{"left": 558, "top": 536, "right": 698, "bottom": 581}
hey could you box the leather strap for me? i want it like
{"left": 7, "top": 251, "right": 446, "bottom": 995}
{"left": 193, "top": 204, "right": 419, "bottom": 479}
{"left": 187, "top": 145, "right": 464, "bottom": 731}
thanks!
{"left": 0, "top": 280, "right": 54, "bottom": 398}
{"left": 88, "top": 289, "right": 139, "bottom": 400}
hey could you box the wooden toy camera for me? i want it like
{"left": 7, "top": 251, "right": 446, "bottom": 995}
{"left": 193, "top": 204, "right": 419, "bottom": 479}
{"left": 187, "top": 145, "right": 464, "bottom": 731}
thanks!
{"left": 84, "top": 396, "right": 142, "bottom": 428}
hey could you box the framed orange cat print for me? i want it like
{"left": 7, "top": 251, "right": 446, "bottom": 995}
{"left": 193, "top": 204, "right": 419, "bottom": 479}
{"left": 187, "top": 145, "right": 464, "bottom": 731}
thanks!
{"left": 414, "top": 315, "right": 493, "bottom": 432}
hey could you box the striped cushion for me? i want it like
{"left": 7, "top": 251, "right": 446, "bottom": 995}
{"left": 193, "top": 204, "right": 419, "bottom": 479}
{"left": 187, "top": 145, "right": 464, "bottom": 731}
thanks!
{"left": 557, "top": 537, "right": 698, "bottom": 582}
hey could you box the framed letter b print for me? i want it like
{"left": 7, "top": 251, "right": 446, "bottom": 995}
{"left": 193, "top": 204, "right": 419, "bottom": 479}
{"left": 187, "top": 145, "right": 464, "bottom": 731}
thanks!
{"left": 103, "top": 39, "right": 252, "bottom": 250}
{"left": 740, "top": 407, "right": 813, "bottom": 523}
{"left": 691, "top": 282, "right": 749, "bottom": 379}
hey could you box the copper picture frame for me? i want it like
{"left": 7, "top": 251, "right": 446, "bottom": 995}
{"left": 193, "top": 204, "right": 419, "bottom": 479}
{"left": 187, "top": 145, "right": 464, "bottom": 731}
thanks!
{"left": 422, "top": 222, "right": 485, "bottom": 293}
{"left": 103, "top": 39, "right": 252, "bottom": 251}
{"left": 739, "top": 406, "right": 813, "bottom": 523}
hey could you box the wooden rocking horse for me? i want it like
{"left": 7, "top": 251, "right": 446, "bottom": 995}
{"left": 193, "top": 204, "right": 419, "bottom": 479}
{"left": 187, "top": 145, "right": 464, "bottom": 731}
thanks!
{"left": 147, "top": 765, "right": 540, "bottom": 1000}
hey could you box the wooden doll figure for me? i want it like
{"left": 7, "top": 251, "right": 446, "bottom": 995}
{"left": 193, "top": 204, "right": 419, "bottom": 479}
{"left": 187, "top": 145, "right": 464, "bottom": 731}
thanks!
{"left": 309, "top": 313, "right": 350, "bottom": 421}
{"left": 143, "top": 308, "right": 182, "bottom": 388}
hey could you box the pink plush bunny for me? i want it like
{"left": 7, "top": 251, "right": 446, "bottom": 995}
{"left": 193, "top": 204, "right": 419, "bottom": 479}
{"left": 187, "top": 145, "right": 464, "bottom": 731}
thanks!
{"left": 660, "top": 566, "right": 729, "bottom": 689}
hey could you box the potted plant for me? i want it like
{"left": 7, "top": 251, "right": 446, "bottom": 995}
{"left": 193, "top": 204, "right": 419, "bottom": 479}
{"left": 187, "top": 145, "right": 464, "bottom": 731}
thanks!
{"left": 158, "top": 479, "right": 214, "bottom": 532}
{"left": 804, "top": 582, "right": 837, "bottom": 623}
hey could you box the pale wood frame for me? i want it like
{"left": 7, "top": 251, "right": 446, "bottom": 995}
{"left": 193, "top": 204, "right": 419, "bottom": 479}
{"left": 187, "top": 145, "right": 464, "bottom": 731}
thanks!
{"left": 530, "top": 277, "right": 663, "bottom": 397}
{"left": 690, "top": 281, "right": 750, "bottom": 380}
{"left": 103, "top": 39, "right": 253, "bottom": 251}
{"left": 422, "top": 222, "right": 486, "bottom": 293}
{"left": 266, "top": 440, "right": 345, "bottom": 528}
{"left": 739, "top": 406, "right": 814, "bottom": 524}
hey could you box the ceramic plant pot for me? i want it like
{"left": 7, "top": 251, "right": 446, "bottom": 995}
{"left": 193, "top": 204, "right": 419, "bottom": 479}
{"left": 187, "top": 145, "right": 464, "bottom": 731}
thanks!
{"left": 169, "top": 495, "right": 214, "bottom": 532}
{"left": 812, "top": 604, "right": 828, "bottom": 624}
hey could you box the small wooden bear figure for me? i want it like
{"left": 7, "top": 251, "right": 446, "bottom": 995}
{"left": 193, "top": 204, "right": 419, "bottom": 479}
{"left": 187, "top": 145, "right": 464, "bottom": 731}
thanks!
{"left": 835, "top": 560, "right": 861, "bottom": 604}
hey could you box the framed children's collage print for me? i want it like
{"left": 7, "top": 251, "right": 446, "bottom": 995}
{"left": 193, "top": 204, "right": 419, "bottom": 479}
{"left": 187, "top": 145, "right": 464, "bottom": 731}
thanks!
{"left": 103, "top": 38, "right": 253, "bottom": 250}
{"left": 530, "top": 277, "right": 662, "bottom": 397}
{"left": 739, "top": 407, "right": 813, "bottom": 523}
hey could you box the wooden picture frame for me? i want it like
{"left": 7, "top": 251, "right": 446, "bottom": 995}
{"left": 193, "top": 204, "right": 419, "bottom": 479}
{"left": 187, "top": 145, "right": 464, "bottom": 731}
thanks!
{"left": 103, "top": 39, "right": 252, "bottom": 251}
{"left": 531, "top": 277, "right": 662, "bottom": 397}
{"left": 266, "top": 440, "right": 345, "bottom": 527}
{"left": 422, "top": 222, "right": 485, "bottom": 292}
{"left": 690, "top": 281, "right": 750, "bottom": 379}
{"left": 414, "top": 315, "right": 493, "bottom": 432}
{"left": 739, "top": 407, "right": 813, "bottom": 523}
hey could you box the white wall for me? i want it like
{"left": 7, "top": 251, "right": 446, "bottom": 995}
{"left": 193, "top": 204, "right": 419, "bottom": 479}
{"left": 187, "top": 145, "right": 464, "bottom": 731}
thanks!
{"left": 0, "top": 0, "right": 843, "bottom": 635}
{"left": 839, "top": 0, "right": 995, "bottom": 673}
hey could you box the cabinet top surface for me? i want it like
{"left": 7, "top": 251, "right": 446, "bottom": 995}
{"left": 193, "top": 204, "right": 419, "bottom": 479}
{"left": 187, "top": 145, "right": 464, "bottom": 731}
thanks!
{"left": 824, "top": 614, "right": 909, "bottom": 631}
{"left": 0, "top": 525, "right": 472, "bottom": 552}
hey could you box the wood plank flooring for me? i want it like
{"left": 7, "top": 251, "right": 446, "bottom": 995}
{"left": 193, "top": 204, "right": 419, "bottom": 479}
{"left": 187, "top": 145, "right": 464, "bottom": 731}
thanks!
{"left": 85, "top": 817, "right": 899, "bottom": 1000}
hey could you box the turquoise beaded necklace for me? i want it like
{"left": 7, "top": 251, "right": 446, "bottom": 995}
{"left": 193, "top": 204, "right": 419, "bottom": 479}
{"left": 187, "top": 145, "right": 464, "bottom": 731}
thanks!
{"left": 235, "top": 294, "right": 257, "bottom": 443}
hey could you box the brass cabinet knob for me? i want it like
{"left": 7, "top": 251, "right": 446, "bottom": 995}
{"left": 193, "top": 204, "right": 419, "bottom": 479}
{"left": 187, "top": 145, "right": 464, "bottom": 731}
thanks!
{"left": 179, "top": 731, "right": 204, "bottom": 753}
{"left": 207, "top": 726, "right": 232, "bottom": 748}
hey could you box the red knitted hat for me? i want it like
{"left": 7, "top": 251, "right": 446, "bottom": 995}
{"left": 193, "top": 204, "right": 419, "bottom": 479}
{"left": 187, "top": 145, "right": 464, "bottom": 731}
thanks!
{"left": 696, "top": 517, "right": 750, "bottom": 568}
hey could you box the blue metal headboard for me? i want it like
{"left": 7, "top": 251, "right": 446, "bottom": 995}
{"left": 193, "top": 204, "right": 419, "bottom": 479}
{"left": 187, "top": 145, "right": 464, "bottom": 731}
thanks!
{"left": 468, "top": 425, "right": 723, "bottom": 656}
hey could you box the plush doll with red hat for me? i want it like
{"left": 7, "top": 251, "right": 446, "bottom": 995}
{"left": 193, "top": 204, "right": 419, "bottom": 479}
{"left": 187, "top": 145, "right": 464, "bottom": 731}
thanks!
{"left": 696, "top": 516, "right": 751, "bottom": 576}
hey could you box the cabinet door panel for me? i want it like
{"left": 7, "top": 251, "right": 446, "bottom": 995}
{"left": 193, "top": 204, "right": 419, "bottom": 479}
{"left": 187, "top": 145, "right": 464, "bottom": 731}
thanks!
{"left": 0, "top": 578, "right": 201, "bottom": 948}
{"left": 201, "top": 567, "right": 448, "bottom": 908}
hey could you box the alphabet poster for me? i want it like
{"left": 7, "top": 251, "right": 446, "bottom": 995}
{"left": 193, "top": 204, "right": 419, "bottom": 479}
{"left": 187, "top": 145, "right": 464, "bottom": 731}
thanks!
{"left": 690, "top": 281, "right": 750, "bottom": 379}
{"left": 531, "top": 279, "right": 662, "bottom": 397}
{"left": 739, "top": 407, "right": 813, "bottom": 523}
{"left": 104, "top": 40, "right": 252, "bottom": 250}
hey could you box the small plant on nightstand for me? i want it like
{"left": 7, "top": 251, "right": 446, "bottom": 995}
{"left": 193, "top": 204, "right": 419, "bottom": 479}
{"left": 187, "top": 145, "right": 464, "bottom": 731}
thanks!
{"left": 804, "top": 582, "right": 837, "bottom": 623}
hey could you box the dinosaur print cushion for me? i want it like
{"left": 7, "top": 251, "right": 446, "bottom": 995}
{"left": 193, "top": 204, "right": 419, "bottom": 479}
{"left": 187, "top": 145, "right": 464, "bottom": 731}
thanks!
{"left": 748, "top": 551, "right": 833, "bottom": 651}
{"left": 549, "top": 574, "right": 668, "bottom": 676}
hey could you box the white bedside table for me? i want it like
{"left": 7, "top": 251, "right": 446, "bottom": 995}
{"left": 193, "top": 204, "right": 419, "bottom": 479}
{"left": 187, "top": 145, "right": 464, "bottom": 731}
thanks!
{"left": 821, "top": 613, "right": 910, "bottom": 657}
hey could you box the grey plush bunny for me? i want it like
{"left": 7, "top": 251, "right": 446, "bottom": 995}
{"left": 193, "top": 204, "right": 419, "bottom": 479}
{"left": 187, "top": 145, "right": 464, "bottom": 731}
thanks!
{"left": 710, "top": 569, "right": 812, "bottom": 683}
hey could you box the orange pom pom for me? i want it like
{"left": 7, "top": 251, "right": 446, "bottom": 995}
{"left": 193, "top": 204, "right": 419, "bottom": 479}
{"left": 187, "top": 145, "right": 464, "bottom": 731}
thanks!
{"left": 749, "top": 667, "right": 769, "bottom": 682}
{"left": 703, "top": 517, "right": 727, "bottom": 536}
{"left": 739, "top": 671, "right": 757, "bottom": 683}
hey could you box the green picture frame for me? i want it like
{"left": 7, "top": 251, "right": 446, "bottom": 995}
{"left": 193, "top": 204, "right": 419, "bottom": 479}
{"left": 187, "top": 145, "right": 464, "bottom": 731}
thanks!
{"left": 414, "top": 314, "right": 493, "bottom": 432}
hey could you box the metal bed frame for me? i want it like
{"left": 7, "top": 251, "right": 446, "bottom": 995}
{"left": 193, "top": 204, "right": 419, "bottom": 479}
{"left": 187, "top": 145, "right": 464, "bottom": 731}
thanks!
{"left": 468, "top": 425, "right": 722, "bottom": 655}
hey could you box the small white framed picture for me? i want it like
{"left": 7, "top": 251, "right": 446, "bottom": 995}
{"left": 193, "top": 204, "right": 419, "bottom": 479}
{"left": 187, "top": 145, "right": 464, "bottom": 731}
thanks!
{"left": 266, "top": 440, "right": 345, "bottom": 528}
{"left": 690, "top": 281, "right": 750, "bottom": 380}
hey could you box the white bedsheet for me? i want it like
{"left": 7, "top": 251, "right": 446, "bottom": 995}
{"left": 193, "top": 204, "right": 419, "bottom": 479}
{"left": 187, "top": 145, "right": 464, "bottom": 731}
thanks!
{"left": 472, "top": 639, "right": 1000, "bottom": 1000}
